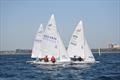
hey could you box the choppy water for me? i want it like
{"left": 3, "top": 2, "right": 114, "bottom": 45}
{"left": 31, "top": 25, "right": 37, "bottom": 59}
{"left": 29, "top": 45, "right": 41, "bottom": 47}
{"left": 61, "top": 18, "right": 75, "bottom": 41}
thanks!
{"left": 0, "top": 53, "right": 120, "bottom": 80}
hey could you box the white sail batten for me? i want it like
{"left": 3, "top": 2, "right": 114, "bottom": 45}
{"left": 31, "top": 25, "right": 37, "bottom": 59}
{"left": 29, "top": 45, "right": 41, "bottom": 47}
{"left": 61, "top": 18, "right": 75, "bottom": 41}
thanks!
{"left": 31, "top": 24, "right": 44, "bottom": 58}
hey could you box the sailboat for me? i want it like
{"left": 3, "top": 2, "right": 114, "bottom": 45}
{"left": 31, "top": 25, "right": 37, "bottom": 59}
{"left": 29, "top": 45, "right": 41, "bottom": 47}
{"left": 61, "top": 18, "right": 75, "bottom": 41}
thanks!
{"left": 67, "top": 20, "right": 97, "bottom": 63}
{"left": 29, "top": 14, "right": 70, "bottom": 64}
{"left": 40, "top": 14, "right": 70, "bottom": 64}
{"left": 31, "top": 24, "right": 44, "bottom": 59}
{"left": 98, "top": 48, "right": 101, "bottom": 56}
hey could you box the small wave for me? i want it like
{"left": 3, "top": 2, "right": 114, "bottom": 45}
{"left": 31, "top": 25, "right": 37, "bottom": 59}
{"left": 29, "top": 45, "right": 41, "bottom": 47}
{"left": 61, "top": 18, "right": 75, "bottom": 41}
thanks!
{"left": 0, "top": 73, "right": 16, "bottom": 78}
{"left": 93, "top": 76, "right": 113, "bottom": 80}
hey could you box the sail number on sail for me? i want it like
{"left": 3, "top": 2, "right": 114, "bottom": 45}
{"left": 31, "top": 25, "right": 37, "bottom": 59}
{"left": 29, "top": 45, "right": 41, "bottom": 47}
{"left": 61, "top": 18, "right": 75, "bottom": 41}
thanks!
{"left": 43, "top": 34, "right": 57, "bottom": 43}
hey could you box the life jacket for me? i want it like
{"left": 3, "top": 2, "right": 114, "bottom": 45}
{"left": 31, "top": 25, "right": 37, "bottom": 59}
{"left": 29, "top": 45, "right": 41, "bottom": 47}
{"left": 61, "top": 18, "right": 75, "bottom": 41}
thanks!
{"left": 51, "top": 56, "right": 56, "bottom": 63}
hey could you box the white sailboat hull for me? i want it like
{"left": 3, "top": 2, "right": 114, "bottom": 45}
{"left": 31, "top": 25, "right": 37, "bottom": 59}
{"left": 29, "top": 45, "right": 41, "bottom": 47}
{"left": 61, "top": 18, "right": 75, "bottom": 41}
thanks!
{"left": 27, "top": 61, "right": 99, "bottom": 65}
{"left": 26, "top": 60, "right": 70, "bottom": 65}
{"left": 67, "top": 20, "right": 96, "bottom": 62}
{"left": 70, "top": 61, "right": 99, "bottom": 64}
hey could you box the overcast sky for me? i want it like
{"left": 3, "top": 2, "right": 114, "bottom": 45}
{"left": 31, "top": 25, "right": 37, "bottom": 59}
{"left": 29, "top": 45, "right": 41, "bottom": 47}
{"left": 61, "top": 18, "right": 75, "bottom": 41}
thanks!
{"left": 0, "top": 0, "right": 120, "bottom": 50}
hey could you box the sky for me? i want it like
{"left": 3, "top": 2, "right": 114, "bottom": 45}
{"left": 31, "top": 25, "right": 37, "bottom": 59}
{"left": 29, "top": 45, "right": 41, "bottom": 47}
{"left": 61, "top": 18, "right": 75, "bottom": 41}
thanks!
{"left": 0, "top": 0, "right": 120, "bottom": 50}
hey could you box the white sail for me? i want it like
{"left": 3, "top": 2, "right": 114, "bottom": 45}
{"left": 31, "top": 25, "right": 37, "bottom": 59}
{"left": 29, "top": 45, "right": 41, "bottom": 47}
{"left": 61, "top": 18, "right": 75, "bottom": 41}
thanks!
{"left": 67, "top": 20, "right": 95, "bottom": 62}
{"left": 31, "top": 24, "right": 44, "bottom": 58}
{"left": 41, "top": 14, "right": 70, "bottom": 62}
{"left": 84, "top": 39, "right": 95, "bottom": 62}
{"left": 57, "top": 32, "right": 70, "bottom": 62}
{"left": 67, "top": 21, "right": 85, "bottom": 59}
{"left": 41, "top": 14, "right": 59, "bottom": 59}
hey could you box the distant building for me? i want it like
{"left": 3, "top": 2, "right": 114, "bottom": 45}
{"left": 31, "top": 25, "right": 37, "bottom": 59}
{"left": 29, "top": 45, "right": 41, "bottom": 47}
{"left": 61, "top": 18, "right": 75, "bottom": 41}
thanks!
{"left": 108, "top": 44, "right": 113, "bottom": 48}
{"left": 108, "top": 44, "right": 120, "bottom": 49}
{"left": 15, "top": 49, "right": 32, "bottom": 53}
{"left": 113, "top": 44, "right": 120, "bottom": 49}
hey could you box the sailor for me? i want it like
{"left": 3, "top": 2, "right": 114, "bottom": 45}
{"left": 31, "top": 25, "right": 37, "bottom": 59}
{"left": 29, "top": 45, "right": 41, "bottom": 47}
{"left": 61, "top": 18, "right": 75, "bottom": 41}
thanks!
{"left": 77, "top": 56, "right": 83, "bottom": 61}
{"left": 51, "top": 56, "right": 56, "bottom": 63}
{"left": 71, "top": 56, "right": 77, "bottom": 61}
{"left": 44, "top": 55, "right": 49, "bottom": 62}
{"left": 39, "top": 58, "right": 43, "bottom": 61}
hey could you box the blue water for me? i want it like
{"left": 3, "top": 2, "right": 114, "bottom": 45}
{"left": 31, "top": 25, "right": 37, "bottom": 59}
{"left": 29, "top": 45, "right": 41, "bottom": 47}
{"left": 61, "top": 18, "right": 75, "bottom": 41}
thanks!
{"left": 0, "top": 53, "right": 120, "bottom": 80}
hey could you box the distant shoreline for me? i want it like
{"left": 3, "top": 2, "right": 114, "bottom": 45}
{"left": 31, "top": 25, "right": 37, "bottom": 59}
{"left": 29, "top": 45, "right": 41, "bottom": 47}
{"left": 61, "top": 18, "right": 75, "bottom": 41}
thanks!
{"left": 0, "top": 48, "right": 120, "bottom": 55}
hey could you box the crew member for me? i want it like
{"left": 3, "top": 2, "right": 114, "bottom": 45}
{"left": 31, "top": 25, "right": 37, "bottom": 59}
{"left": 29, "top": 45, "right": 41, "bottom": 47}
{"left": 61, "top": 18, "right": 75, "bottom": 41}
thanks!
{"left": 77, "top": 56, "right": 83, "bottom": 61}
{"left": 39, "top": 58, "right": 43, "bottom": 61}
{"left": 71, "top": 56, "right": 77, "bottom": 61}
{"left": 44, "top": 55, "right": 49, "bottom": 62}
{"left": 51, "top": 56, "right": 56, "bottom": 63}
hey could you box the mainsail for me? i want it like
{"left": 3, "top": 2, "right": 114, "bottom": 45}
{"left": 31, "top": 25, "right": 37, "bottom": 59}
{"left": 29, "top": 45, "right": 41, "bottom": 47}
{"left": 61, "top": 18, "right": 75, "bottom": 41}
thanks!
{"left": 41, "top": 14, "right": 60, "bottom": 58}
{"left": 67, "top": 21, "right": 95, "bottom": 62}
{"left": 31, "top": 24, "right": 44, "bottom": 58}
{"left": 67, "top": 21, "right": 85, "bottom": 58}
{"left": 41, "top": 14, "right": 70, "bottom": 62}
